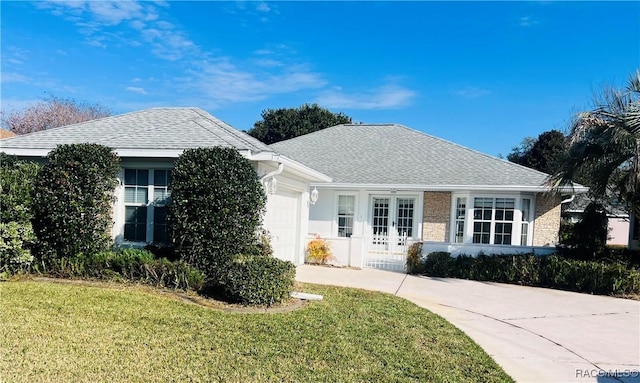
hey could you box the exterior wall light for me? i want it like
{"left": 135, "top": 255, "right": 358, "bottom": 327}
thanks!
{"left": 268, "top": 177, "right": 278, "bottom": 195}
{"left": 310, "top": 187, "right": 319, "bottom": 205}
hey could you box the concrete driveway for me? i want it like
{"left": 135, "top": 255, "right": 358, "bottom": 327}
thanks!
{"left": 296, "top": 265, "right": 640, "bottom": 383}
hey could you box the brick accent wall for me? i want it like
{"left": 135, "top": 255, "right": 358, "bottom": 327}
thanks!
{"left": 533, "top": 193, "right": 561, "bottom": 246}
{"left": 422, "top": 191, "right": 451, "bottom": 242}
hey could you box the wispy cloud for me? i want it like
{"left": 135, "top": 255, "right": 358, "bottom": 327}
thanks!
{"left": 0, "top": 72, "right": 31, "bottom": 84}
{"left": 452, "top": 86, "right": 491, "bottom": 98}
{"left": 30, "top": 1, "right": 413, "bottom": 111}
{"left": 186, "top": 59, "right": 326, "bottom": 105}
{"left": 126, "top": 86, "right": 148, "bottom": 95}
{"left": 256, "top": 2, "right": 271, "bottom": 13}
{"left": 518, "top": 16, "right": 539, "bottom": 27}
{"left": 316, "top": 83, "right": 416, "bottom": 110}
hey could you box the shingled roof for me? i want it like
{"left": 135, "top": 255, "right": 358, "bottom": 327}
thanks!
{"left": 271, "top": 124, "right": 554, "bottom": 190}
{"left": 0, "top": 107, "right": 271, "bottom": 156}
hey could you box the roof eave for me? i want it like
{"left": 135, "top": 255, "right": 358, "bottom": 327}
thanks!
{"left": 308, "top": 183, "right": 589, "bottom": 193}
{"left": 249, "top": 152, "right": 332, "bottom": 183}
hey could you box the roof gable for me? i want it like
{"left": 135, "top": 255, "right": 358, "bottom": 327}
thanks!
{"left": 271, "top": 124, "right": 551, "bottom": 188}
{"left": 0, "top": 107, "right": 271, "bottom": 155}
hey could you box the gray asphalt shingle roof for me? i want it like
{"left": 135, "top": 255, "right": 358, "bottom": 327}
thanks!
{"left": 271, "top": 124, "right": 550, "bottom": 187}
{"left": 0, "top": 107, "right": 271, "bottom": 154}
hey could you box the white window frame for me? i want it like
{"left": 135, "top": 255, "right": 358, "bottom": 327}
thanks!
{"left": 122, "top": 168, "right": 171, "bottom": 244}
{"left": 450, "top": 192, "right": 535, "bottom": 246}
{"left": 336, "top": 194, "right": 356, "bottom": 238}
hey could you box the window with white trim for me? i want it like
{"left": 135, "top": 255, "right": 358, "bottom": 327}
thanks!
{"left": 473, "top": 197, "right": 493, "bottom": 244}
{"left": 337, "top": 195, "right": 355, "bottom": 238}
{"left": 520, "top": 198, "right": 531, "bottom": 246}
{"left": 452, "top": 194, "right": 534, "bottom": 246}
{"left": 123, "top": 169, "right": 171, "bottom": 243}
{"left": 494, "top": 198, "right": 515, "bottom": 245}
{"left": 454, "top": 197, "right": 466, "bottom": 243}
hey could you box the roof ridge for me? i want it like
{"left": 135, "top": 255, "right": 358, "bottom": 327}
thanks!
{"left": 190, "top": 108, "right": 271, "bottom": 153}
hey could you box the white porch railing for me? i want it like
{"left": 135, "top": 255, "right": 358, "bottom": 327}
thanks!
{"left": 421, "top": 241, "right": 557, "bottom": 257}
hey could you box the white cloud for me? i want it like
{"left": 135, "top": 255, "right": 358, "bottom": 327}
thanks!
{"left": 126, "top": 86, "right": 148, "bottom": 95}
{"left": 186, "top": 58, "right": 326, "bottom": 105}
{"left": 0, "top": 72, "right": 30, "bottom": 84}
{"left": 452, "top": 86, "right": 491, "bottom": 98}
{"left": 256, "top": 2, "right": 271, "bottom": 13}
{"left": 316, "top": 84, "right": 416, "bottom": 110}
{"left": 518, "top": 16, "right": 539, "bottom": 27}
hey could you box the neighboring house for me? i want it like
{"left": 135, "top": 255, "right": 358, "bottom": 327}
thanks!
{"left": 563, "top": 194, "right": 639, "bottom": 249}
{"left": 0, "top": 107, "right": 331, "bottom": 265}
{"left": 272, "top": 124, "right": 588, "bottom": 270}
{"left": 0, "top": 129, "right": 16, "bottom": 139}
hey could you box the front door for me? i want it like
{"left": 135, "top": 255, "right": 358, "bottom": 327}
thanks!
{"left": 367, "top": 196, "right": 416, "bottom": 270}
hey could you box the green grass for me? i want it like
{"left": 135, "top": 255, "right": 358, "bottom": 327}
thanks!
{"left": 0, "top": 281, "right": 513, "bottom": 383}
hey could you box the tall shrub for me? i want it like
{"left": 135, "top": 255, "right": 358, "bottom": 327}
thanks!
{"left": 169, "top": 147, "right": 266, "bottom": 284}
{"left": 31, "top": 144, "right": 120, "bottom": 261}
{"left": 0, "top": 153, "right": 40, "bottom": 224}
{"left": 0, "top": 154, "right": 40, "bottom": 275}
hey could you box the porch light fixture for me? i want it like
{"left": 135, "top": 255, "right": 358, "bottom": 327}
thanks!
{"left": 260, "top": 163, "right": 284, "bottom": 195}
{"left": 268, "top": 177, "right": 278, "bottom": 195}
{"left": 310, "top": 187, "right": 319, "bottom": 205}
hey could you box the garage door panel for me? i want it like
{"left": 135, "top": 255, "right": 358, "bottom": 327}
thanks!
{"left": 263, "top": 190, "right": 299, "bottom": 264}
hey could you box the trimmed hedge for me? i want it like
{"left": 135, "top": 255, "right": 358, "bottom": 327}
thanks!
{"left": 170, "top": 147, "right": 266, "bottom": 284}
{"left": 31, "top": 144, "right": 120, "bottom": 261}
{"left": 419, "top": 252, "right": 640, "bottom": 296}
{"left": 35, "top": 248, "right": 205, "bottom": 291}
{"left": 224, "top": 256, "right": 296, "bottom": 306}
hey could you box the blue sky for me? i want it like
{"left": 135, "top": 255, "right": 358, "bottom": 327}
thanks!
{"left": 2, "top": 1, "right": 638, "bottom": 156}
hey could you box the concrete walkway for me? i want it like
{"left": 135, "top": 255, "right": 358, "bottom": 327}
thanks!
{"left": 296, "top": 265, "right": 640, "bottom": 383}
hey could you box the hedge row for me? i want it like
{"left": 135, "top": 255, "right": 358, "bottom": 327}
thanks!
{"left": 34, "top": 248, "right": 205, "bottom": 291}
{"left": 416, "top": 252, "right": 640, "bottom": 296}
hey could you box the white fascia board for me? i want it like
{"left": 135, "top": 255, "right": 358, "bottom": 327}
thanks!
{"left": 0, "top": 147, "right": 52, "bottom": 157}
{"left": 249, "top": 152, "right": 332, "bottom": 183}
{"left": 309, "top": 183, "right": 589, "bottom": 194}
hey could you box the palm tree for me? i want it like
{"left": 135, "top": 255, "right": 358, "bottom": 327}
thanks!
{"left": 550, "top": 71, "right": 640, "bottom": 216}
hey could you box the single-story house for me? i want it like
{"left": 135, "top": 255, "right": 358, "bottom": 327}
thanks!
{"left": 563, "top": 194, "right": 640, "bottom": 250}
{"left": 0, "top": 107, "right": 331, "bottom": 265}
{"left": 272, "top": 123, "right": 588, "bottom": 270}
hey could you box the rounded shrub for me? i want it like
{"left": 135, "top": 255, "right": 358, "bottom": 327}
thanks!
{"left": 31, "top": 144, "right": 120, "bottom": 261}
{"left": 224, "top": 256, "right": 296, "bottom": 306}
{"left": 169, "top": 147, "right": 266, "bottom": 284}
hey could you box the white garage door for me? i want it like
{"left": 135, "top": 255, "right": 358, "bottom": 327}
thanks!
{"left": 263, "top": 189, "right": 300, "bottom": 264}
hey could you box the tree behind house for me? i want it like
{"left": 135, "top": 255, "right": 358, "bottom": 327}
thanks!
{"left": 507, "top": 130, "right": 566, "bottom": 175}
{"left": 1, "top": 94, "right": 111, "bottom": 135}
{"left": 247, "top": 103, "right": 352, "bottom": 144}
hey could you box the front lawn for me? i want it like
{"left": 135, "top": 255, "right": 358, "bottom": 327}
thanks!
{"left": 0, "top": 281, "right": 513, "bottom": 382}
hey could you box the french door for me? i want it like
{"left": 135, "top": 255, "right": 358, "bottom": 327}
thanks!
{"left": 369, "top": 196, "right": 416, "bottom": 256}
